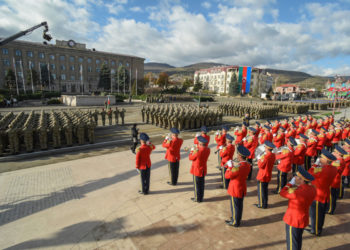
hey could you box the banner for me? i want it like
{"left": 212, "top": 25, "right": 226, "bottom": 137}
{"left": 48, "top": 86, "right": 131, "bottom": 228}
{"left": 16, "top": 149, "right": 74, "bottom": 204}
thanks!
{"left": 245, "top": 67, "right": 252, "bottom": 93}
{"left": 238, "top": 67, "right": 243, "bottom": 93}
{"left": 238, "top": 66, "right": 252, "bottom": 94}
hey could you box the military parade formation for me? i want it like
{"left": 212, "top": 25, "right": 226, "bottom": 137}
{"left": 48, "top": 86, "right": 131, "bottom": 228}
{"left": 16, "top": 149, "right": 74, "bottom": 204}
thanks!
{"left": 141, "top": 104, "right": 223, "bottom": 129}
{"left": 218, "top": 102, "right": 279, "bottom": 118}
{"left": 134, "top": 111, "right": 350, "bottom": 250}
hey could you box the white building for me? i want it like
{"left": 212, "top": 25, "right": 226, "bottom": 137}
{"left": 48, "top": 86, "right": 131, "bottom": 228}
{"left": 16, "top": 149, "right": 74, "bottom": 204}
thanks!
{"left": 194, "top": 65, "right": 266, "bottom": 94}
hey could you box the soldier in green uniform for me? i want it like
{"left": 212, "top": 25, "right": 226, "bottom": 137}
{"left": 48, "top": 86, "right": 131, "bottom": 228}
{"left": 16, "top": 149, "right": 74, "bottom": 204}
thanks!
{"left": 107, "top": 108, "right": 113, "bottom": 126}
{"left": 93, "top": 109, "right": 99, "bottom": 125}
{"left": 101, "top": 108, "right": 106, "bottom": 126}
{"left": 120, "top": 108, "right": 126, "bottom": 125}
{"left": 114, "top": 107, "right": 119, "bottom": 125}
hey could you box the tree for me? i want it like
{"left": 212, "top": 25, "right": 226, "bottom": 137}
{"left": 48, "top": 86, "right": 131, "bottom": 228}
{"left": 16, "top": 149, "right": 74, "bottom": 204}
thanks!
{"left": 40, "top": 65, "right": 54, "bottom": 89}
{"left": 229, "top": 72, "right": 238, "bottom": 96}
{"left": 114, "top": 65, "right": 129, "bottom": 93}
{"left": 5, "top": 69, "right": 16, "bottom": 94}
{"left": 98, "top": 63, "right": 111, "bottom": 90}
{"left": 182, "top": 78, "right": 193, "bottom": 91}
{"left": 26, "top": 69, "right": 39, "bottom": 85}
{"left": 156, "top": 72, "right": 169, "bottom": 88}
{"left": 193, "top": 82, "right": 203, "bottom": 92}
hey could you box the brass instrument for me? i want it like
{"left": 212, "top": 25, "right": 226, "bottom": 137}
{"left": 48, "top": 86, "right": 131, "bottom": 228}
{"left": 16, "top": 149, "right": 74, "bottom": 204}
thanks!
{"left": 183, "top": 145, "right": 198, "bottom": 152}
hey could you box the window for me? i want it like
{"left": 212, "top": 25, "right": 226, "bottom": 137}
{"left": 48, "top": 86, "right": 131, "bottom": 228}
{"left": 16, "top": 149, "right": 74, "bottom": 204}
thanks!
{"left": 70, "top": 56, "right": 74, "bottom": 62}
{"left": 111, "top": 69, "right": 115, "bottom": 74}
{"left": 126, "top": 63, "right": 129, "bottom": 67}
{"left": 79, "top": 57, "right": 83, "bottom": 63}
{"left": 28, "top": 61, "right": 35, "bottom": 68}
{"left": 39, "top": 52, "right": 45, "bottom": 59}
{"left": 61, "top": 74, "right": 66, "bottom": 80}
{"left": 15, "top": 50, "right": 21, "bottom": 56}
{"left": 60, "top": 55, "right": 65, "bottom": 61}
{"left": 111, "top": 60, "right": 115, "bottom": 66}
{"left": 104, "top": 60, "right": 108, "bottom": 65}
{"left": 50, "top": 54, "right": 55, "bottom": 60}
{"left": 62, "top": 84, "right": 67, "bottom": 92}
{"left": 88, "top": 66, "right": 92, "bottom": 72}
{"left": 51, "top": 64, "right": 55, "bottom": 70}
{"left": 71, "top": 84, "right": 76, "bottom": 92}
{"left": 27, "top": 51, "right": 33, "bottom": 57}
{"left": 2, "top": 48, "right": 8, "bottom": 55}
{"left": 61, "top": 65, "right": 66, "bottom": 70}
{"left": 87, "top": 58, "right": 92, "bottom": 63}
{"left": 39, "top": 62, "right": 46, "bottom": 68}
{"left": 15, "top": 61, "right": 21, "bottom": 67}
{"left": 52, "top": 74, "right": 56, "bottom": 80}
{"left": 70, "top": 75, "right": 75, "bottom": 80}
{"left": 3, "top": 59, "right": 10, "bottom": 66}
{"left": 96, "top": 59, "right": 100, "bottom": 64}
{"left": 70, "top": 65, "right": 75, "bottom": 71}
{"left": 96, "top": 67, "right": 100, "bottom": 73}
{"left": 119, "top": 62, "right": 123, "bottom": 66}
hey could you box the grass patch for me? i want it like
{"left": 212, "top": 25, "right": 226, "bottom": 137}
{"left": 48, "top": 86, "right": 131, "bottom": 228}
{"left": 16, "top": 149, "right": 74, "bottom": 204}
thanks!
{"left": 322, "top": 112, "right": 341, "bottom": 116}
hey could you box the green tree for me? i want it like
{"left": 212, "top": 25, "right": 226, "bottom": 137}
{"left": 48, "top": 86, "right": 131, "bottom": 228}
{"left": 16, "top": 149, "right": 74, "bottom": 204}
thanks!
{"left": 182, "top": 78, "right": 193, "bottom": 91}
{"left": 229, "top": 72, "right": 238, "bottom": 96}
{"left": 156, "top": 72, "right": 169, "bottom": 88}
{"left": 98, "top": 64, "right": 111, "bottom": 90}
{"left": 114, "top": 65, "right": 129, "bottom": 93}
{"left": 40, "top": 64, "right": 54, "bottom": 89}
{"left": 193, "top": 82, "right": 203, "bottom": 92}
{"left": 5, "top": 69, "right": 16, "bottom": 92}
{"left": 26, "top": 69, "right": 39, "bottom": 86}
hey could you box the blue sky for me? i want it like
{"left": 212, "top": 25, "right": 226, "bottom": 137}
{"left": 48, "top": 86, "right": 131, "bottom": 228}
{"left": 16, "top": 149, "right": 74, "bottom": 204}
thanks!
{"left": 1, "top": 0, "right": 350, "bottom": 76}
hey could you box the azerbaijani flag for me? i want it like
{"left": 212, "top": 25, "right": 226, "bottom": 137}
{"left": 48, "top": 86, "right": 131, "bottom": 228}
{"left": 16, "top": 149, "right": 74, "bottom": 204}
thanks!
{"left": 238, "top": 66, "right": 252, "bottom": 94}
{"left": 107, "top": 96, "right": 110, "bottom": 109}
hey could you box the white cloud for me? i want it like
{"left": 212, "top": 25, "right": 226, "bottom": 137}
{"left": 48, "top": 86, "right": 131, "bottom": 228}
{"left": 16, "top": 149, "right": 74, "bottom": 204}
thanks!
{"left": 130, "top": 6, "right": 142, "bottom": 12}
{"left": 106, "top": 3, "right": 124, "bottom": 15}
{"left": 201, "top": 2, "right": 211, "bottom": 9}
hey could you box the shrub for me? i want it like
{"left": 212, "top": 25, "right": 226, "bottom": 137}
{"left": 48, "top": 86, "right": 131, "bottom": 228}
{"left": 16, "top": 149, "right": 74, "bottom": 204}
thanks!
{"left": 47, "top": 98, "right": 62, "bottom": 105}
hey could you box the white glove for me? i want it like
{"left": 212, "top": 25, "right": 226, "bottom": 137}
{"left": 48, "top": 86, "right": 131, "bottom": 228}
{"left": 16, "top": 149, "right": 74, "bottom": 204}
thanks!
{"left": 215, "top": 132, "right": 219, "bottom": 136}
{"left": 315, "top": 158, "right": 320, "bottom": 165}
{"left": 196, "top": 133, "right": 200, "bottom": 137}
{"left": 235, "top": 127, "right": 239, "bottom": 131}
{"left": 190, "top": 147, "right": 194, "bottom": 151}
{"left": 219, "top": 146, "right": 223, "bottom": 150}
{"left": 273, "top": 134, "right": 276, "bottom": 137}
{"left": 284, "top": 131, "right": 288, "bottom": 134}
{"left": 289, "top": 177, "right": 296, "bottom": 186}
{"left": 146, "top": 141, "right": 151, "bottom": 145}
{"left": 258, "top": 134, "right": 262, "bottom": 138}
{"left": 165, "top": 136, "right": 169, "bottom": 140}
{"left": 226, "top": 160, "right": 233, "bottom": 168}
{"left": 242, "top": 138, "right": 247, "bottom": 142}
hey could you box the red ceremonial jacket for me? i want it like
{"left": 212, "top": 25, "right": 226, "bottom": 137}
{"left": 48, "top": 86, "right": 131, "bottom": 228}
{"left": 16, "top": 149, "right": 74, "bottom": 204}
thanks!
{"left": 280, "top": 183, "right": 316, "bottom": 228}
{"left": 273, "top": 133, "right": 285, "bottom": 148}
{"left": 243, "top": 136, "right": 256, "bottom": 159}
{"left": 326, "top": 131, "right": 334, "bottom": 147}
{"left": 309, "top": 164, "right": 338, "bottom": 203}
{"left": 225, "top": 161, "right": 251, "bottom": 198}
{"left": 331, "top": 157, "right": 345, "bottom": 188}
{"left": 332, "top": 128, "right": 342, "bottom": 143}
{"left": 342, "top": 127, "right": 350, "bottom": 140}
{"left": 136, "top": 144, "right": 155, "bottom": 170}
{"left": 256, "top": 151, "right": 276, "bottom": 182}
{"left": 306, "top": 136, "right": 318, "bottom": 157}
{"left": 276, "top": 146, "right": 294, "bottom": 173}
{"left": 259, "top": 132, "right": 272, "bottom": 145}
{"left": 295, "top": 127, "right": 305, "bottom": 139}
{"left": 293, "top": 143, "right": 307, "bottom": 165}
{"left": 219, "top": 143, "right": 235, "bottom": 167}
{"left": 234, "top": 128, "right": 247, "bottom": 144}
{"left": 316, "top": 134, "right": 326, "bottom": 151}
{"left": 162, "top": 137, "right": 183, "bottom": 163}
{"left": 343, "top": 153, "right": 350, "bottom": 176}
{"left": 189, "top": 146, "right": 210, "bottom": 177}
{"left": 215, "top": 133, "right": 226, "bottom": 149}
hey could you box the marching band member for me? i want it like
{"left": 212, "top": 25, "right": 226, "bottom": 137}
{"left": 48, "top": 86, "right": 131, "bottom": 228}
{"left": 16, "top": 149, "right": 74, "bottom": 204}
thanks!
{"left": 259, "top": 125, "right": 272, "bottom": 145}
{"left": 316, "top": 127, "right": 327, "bottom": 157}
{"left": 305, "top": 129, "right": 319, "bottom": 171}
{"left": 316, "top": 118, "right": 323, "bottom": 132}
{"left": 234, "top": 122, "right": 247, "bottom": 144}
{"left": 295, "top": 122, "right": 305, "bottom": 139}
{"left": 225, "top": 145, "right": 251, "bottom": 227}
{"left": 271, "top": 119, "right": 280, "bottom": 135}
{"left": 307, "top": 149, "right": 337, "bottom": 236}
{"left": 162, "top": 128, "right": 183, "bottom": 186}
{"left": 275, "top": 137, "right": 297, "bottom": 194}
{"left": 325, "top": 125, "right": 334, "bottom": 151}
{"left": 135, "top": 133, "right": 155, "bottom": 195}
{"left": 194, "top": 125, "right": 210, "bottom": 147}
{"left": 280, "top": 166, "right": 316, "bottom": 250}
{"left": 215, "top": 126, "right": 227, "bottom": 167}
{"left": 219, "top": 134, "right": 235, "bottom": 189}
{"left": 255, "top": 140, "right": 276, "bottom": 209}
{"left": 285, "top": 123, "right": 296, "bottom": 144}
{"left": 243, "top": 127, "right": 258, "bottom": 180}
{"left": 254, "top": 121, "right": 262, "bottom": 137}
{"left": 189, "top": 136, "right": 210, "bottom": 203}
{"left": 273, "top": 127, "right": 285, "bottom": 149}
{"left": 340, "top": 139, "right": 350, "bottom": 198}
{"left": 323, "top": 116, "right": 330, "bottom": 130}
{"left": 292, "top": 134, "right": 308, "bottom": 173}
{"left": 332, "top": 122, "right": 342, "bottom": 147}
{"left": 327, "top": 145, "right": 346, "bottom": 214}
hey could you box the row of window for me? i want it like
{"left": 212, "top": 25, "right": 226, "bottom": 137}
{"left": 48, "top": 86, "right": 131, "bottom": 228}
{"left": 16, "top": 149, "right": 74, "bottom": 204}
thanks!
{"left": 2, "top": 49, "right": 130, "bottom": 66}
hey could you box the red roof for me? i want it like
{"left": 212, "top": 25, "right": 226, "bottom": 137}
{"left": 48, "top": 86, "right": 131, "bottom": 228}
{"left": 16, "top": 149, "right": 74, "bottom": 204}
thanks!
{"left": 280, "top": 84, "right": 297, "bottom": 88}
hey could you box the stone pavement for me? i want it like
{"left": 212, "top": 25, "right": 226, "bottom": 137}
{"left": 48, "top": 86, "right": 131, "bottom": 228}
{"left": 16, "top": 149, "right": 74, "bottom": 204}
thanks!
{"left": 0, "top": 139, "right": 349, "bottom": 250}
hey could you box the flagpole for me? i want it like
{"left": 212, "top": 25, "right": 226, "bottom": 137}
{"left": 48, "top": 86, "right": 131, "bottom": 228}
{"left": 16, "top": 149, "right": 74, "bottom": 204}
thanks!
{"left": 13, "top": 58, "right": 19, "bottom": 96}
{"left": 47, "top": 63, "right": 51, "bottom": 92}
{"left": 29, "top": 61, "right": 34, "bottom": 93}
{"left": 19, "top": 60, "right": 26, "bottom": 94}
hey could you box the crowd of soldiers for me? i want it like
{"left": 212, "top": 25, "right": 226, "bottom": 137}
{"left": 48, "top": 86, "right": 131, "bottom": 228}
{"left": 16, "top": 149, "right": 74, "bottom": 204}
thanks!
{"left": 141, "top": 104, "right": 223, "bottom": 130}
{"left": 262, "top": 102, "right": 309, "bottom": 114}
{"left": 218, "top": 102, "right": 279, "bottom": 119}
{"left": 92, "top": 107, "right": 126, "bottom": 126}
{"left": 0, "top": 110, "right": 97, "bottom": 156}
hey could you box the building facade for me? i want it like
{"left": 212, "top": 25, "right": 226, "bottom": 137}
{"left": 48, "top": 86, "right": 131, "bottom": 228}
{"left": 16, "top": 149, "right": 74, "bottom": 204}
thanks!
{"left": 194, "top": 66, "right": 271, "bottom": 95}
{"left": 275, "top": 84, "right": 300, "bottom": 94}
{"left": 0, "top": 39, "right": 144, "bottom": 94}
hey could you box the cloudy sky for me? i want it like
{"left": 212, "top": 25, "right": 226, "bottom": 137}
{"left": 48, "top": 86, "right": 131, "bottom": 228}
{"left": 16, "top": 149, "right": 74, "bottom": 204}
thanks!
{"left": 1, "top": 0, "right": 350, "bottom": 76}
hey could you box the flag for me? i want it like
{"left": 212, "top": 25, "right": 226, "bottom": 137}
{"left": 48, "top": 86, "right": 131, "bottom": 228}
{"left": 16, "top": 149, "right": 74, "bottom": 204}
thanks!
{"left": 107, "top": 96, "right": 110, "bottom": 110}
{"left": 238, "top": 67, "right": 243, "bottom": 93}
{"left": 245, "top": 67, "right": 252, "bottom": 93}
{"left": 238, "top": 66, "right": 252, "bottom": 94}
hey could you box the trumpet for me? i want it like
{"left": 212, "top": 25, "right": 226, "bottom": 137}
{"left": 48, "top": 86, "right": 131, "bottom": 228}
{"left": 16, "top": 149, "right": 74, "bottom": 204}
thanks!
{"left": 183, "top": 145, "right": 198, "bottom": 152}
{"left": 161, "top": 133, "right": 171, "bottom": 138}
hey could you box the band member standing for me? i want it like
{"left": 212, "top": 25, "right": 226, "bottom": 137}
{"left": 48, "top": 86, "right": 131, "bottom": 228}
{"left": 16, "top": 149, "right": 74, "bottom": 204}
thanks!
{"left": 135, "top": 133, "right": 155, "bottom": 195}
{"left": 292, "top": 134, "right": 308, "bottom": 173}
{"left": 162, "top": 128, "right": 183, "bottom": 186}
{"left": 194, "top": 126, "right": 210, "bottom": 147}
{"left": 255, "top": 141, "right": 276, "bottom": 209}
{"left": 215, "top": 126, "right": 227, "bottom": 167}
{"left": 273, "top": 127, "right": 285, "bottom": 149}
{"left": 189, "top": 136, "right": 210, "bottom": 203}
{"left": 225, "top": 145, "right": 251, "bottom": 227}
{"left": 275, "top": 137, "right": 297, "bottom": 194}
{"left": 305, "top": 130, "right": 318, "bottom": 171}
{"left": 234, "top": 122, "right": 247, "bottom": 145}
{"left": 243, "top": 127, "right": 257, "bottom": 180}
{"left": 307, "top": 149, "right": 337, "bottom": 236}
{"left": 327, "top": 145, "right": 346, "bottom": 214}
{"left": 340, "top": 139, "right": 350, "bottom": 198}
{"left": 219, "top": 134, "right": 235, "bottom": 189}
{"left": 280, "top": 166, "right": 316, "bottom": 250}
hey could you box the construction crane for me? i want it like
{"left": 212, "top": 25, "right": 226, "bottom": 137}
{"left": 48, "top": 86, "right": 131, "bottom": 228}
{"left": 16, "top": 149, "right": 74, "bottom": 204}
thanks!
{"left": 0, "top": 21, "right": 52, "bottom": 47}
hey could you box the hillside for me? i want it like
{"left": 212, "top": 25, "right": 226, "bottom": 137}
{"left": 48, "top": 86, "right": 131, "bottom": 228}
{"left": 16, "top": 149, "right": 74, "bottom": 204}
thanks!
{"left": 144, "top": 62, "right": 175, "bottom": 73}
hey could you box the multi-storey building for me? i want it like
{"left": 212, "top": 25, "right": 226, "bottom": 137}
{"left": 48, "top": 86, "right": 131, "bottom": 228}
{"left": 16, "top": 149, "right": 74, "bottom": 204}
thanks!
{"left": 194, "top": 65, "right": 270, "bottom": 94}
{"left": 0, "top": 39, "right": 144, "bottom": 94}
